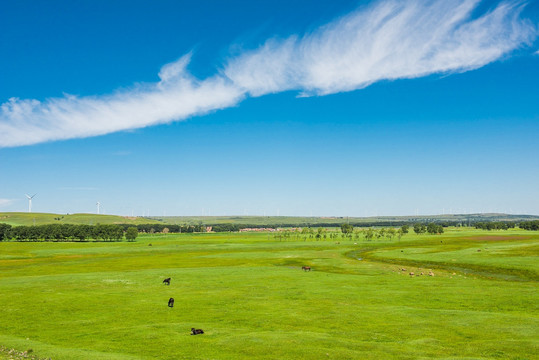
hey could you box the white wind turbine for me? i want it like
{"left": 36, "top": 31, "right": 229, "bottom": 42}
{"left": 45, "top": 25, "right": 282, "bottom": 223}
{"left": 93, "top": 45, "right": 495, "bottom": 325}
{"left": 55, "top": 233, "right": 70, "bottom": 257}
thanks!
{"left": 25, "top": 194, "right": 36, "bottom": 213}
{"left": 96, "top": 201, "right": 101, "bottom": 215}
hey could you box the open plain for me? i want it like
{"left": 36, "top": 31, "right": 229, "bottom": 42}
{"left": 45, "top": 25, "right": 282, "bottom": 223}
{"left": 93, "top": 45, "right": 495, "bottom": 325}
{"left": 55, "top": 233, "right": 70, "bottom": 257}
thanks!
{"left": 0, "top": 228, "right": 537, "bottom": 359}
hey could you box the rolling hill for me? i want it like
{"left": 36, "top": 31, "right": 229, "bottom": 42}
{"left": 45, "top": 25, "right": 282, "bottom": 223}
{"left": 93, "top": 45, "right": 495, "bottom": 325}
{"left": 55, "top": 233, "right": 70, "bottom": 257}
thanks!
{"left": 2, "top": 212, "right": 537, "bottom": 228}
{"left": 0, "top": 212, "right": 161, "bottom": 226}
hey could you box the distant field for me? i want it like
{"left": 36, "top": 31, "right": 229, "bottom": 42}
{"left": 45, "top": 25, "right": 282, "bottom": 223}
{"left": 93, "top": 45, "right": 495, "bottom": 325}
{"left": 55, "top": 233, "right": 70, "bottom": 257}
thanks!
{"left": 153, "top": 214, "right": 539, "bottom": 226}
{"left": 2, "top": 212, "right": 538, "bottom": 228}
{"left": 0, "top": 228, "right": 537, "bottom": 359}
{"left": 0, "top": 212, "right": 161, "bottom": 226}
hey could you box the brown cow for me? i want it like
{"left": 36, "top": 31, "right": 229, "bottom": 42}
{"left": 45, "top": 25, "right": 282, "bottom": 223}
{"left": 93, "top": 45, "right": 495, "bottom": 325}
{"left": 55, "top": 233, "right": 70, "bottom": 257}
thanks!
{"left": 302, "top": 266, "right": 311, "bottom": 271}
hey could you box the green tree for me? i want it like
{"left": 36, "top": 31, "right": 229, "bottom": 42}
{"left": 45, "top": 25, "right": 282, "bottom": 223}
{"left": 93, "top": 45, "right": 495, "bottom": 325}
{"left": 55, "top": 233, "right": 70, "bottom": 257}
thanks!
{"left": 341, "top": 223, "right": 354, "bottom": 234}
{"left": 437, "top": 224, "right": 444, "bottom": 234}
{"left": 401, "top": 225, "right": 409, "bottom": 234}
{"left": 427, "top": 223, "right": 444, "bottom": 234}
{"left": 0, "top": 223, "right": 12, "bottom": 241}
{"left": 397, "top": 228, "right": 404, "bottom": 241}
{"left": 125, "top": 227, "right": 138, "bottom": 241}
{"left": 365, "top": 228, "right": 375, "bottom": 241}
{"left": 519, "top": 221, "right": 539, "bottom": 230}
{"left": 413, "top": 223, "right": 426, "bottom": 234}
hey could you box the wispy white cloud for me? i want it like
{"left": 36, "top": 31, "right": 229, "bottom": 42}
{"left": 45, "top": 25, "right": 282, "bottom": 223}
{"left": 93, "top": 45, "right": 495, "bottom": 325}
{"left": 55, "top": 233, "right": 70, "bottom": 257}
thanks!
{"left": 0, "top": 199, "right": 15, "bottom": 207}
{"left": 0, "top": 54, "right": 245, "bottom": 147}
{"left": 225, "top": 0, "right": 536, "bottom": 95}
{"left": 0, "top": 0, "right": 536, "bottom": 148}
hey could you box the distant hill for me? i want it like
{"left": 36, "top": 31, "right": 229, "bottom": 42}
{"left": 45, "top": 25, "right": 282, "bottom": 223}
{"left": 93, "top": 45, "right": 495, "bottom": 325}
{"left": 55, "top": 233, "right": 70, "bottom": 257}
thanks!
{"left": 150, "top": 213, "right": 539, "bottom": 227}
{"left": 2, "top": 212, "right": 537, "bottom": 228}
{"left": 0, "top": 212, "right": 161, "bottom": 226}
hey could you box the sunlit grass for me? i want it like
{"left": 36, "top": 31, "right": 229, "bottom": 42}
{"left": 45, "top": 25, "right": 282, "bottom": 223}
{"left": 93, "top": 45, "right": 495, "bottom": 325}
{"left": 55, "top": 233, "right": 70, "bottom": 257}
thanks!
{"left": 0, "top": 229, "right": 537, "bottom": 359}
{"left": 0, "top": 212, "right": 160, "bottom": 226}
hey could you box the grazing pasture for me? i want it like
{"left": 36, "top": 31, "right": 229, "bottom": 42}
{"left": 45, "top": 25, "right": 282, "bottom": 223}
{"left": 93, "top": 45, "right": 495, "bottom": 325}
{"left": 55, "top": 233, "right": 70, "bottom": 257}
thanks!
{"left": 0, "top": 229, "right": 537, "bottom": 359}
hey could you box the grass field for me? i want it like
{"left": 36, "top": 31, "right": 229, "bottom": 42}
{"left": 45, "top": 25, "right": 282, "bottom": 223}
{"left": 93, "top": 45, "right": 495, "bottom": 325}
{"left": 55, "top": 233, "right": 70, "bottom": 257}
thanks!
{"left": 0, "top": 229, "right": 537, "bottom": 359}
{"left": 0, "top": 213, "right": 161, "bottom": 227}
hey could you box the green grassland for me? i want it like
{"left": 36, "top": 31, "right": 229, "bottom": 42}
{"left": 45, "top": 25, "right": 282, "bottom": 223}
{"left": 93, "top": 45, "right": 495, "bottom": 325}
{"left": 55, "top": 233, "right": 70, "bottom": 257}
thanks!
{"left": 0, "top": 229, "right": 537, "bottom": 359}
{"left": 0, "top": 213, "right": 161, "bottom": 227}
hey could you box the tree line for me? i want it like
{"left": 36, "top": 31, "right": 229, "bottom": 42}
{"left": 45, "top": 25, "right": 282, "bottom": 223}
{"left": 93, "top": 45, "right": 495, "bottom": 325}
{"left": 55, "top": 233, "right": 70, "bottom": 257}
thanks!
{"left": 211, "top": 224, "right": 247, "bottom": 232}
{"left": 474, "top": 222, "right": 516, "bottom": 230}
{"left": 0, "top": 223, "right": 209, "bottom": 242}
{"left": 141, "top": 220, "right": 538, "bottom": 233}
{"left": 271, "top": 227, "right": 407, "bottom": 242}
{"left": 1, "top": 219, "right": 536, "bottom": 242}
{"left": 134, "top": 224, "right": 205, "bottom": 233}
{"left": 518, "top": 220, "right": 539, "bottom": 231}
{"left": 206, "top": 221, "right": 496, "bottom": 231}
{"left": 412, "top": 223, "right": 444, "bottom": 234}
{"left": 0, "top": 223, "right": 138, "bottom": 242}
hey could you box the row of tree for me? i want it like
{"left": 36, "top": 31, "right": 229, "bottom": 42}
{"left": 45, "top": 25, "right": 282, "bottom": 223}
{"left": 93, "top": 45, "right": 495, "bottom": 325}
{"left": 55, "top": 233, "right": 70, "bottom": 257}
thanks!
{"left": 0, "top": 222, "right": 212, "bottom": 242}
{"left": 133, "top": 224, "right": 205, "bottom": 233}
{"left": 412, "top": 223, "right": 444, "bottom": 234}
{"left": 2, "top": 220, "right": 537, "bottom": 242}
{"left": 474, "top": 222, "right": 516, "bottom": 230}
{"left": 272, "top": 225, "right": 412, "bottom": 242}
{"left": 343, "top": 223, "right": 443, "bottom": 236}
{"left": 210, "top": 224, "right": 244, "bottom": 232}
{"left": 173, "top": 221, "right": 467, "bottom": 231}
{"left": 136, "top": 221, "right": 536, "bottom": 234}
{"left": 518, "top": 220, "right": 539, "bottom": 231}
{"left": 0, "top": 224, "right": 138, "bottom": 242}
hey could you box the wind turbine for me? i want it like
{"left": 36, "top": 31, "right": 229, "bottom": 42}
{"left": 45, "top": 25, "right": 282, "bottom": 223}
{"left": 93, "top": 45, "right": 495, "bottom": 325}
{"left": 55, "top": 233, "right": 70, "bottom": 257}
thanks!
{"left": 96, "top": 201, "right": 101, "bottom": 215}
{"left": 25, "top": 194, "right": 36, "bottom": 213}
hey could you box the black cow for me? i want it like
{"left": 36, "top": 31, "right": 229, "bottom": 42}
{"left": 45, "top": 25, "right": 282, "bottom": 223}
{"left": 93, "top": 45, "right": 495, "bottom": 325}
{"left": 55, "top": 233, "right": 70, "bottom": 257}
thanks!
{"left": 163, "top": 278, "right": 171, "bottom": 285}
{"left": 168, "top": 298, "right": 174, "bottom": 307}
{"left": 191, "top": 328, "right": 204, "bottom": 335}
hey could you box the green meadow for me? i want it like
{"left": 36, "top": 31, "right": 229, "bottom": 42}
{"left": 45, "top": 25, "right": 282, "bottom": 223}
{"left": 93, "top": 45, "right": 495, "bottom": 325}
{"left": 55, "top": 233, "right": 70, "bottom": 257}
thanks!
{"left": 0, "top": 229, "right": 537, "bottom": 359}
{"left": 0, "top": 213, "right": 161, "bottom": 227}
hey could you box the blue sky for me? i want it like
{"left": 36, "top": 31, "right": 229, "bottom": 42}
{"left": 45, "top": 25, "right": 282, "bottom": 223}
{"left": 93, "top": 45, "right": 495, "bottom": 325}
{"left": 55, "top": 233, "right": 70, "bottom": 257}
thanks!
{"left": 0, "top": 0, "right": 538, "bottom": 216}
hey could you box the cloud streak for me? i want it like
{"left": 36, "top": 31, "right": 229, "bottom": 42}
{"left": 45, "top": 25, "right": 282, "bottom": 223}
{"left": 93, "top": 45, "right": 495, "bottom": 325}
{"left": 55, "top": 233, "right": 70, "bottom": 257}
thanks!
{"left": 0, "top": 0, "right": 536, "bottom": 148}
{"left": 0, "top": 199, "right": 15, "bottom": 208}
